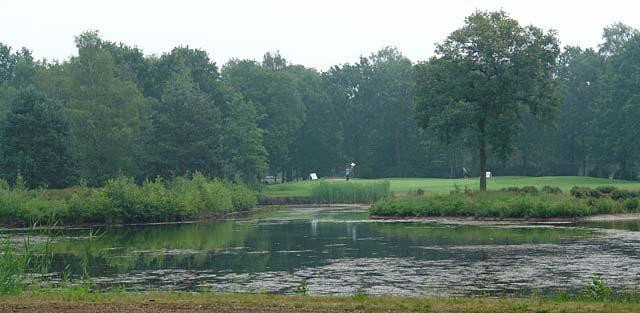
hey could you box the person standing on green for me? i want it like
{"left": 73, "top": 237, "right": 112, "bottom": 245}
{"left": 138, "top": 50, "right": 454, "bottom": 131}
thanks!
{"left": 345, "top": 163, "right": 355, "bottom": 181}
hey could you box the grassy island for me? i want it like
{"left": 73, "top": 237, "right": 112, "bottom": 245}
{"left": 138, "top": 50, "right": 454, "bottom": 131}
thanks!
{"left": 370, "top": 185, "right": 640, "bottom": 219}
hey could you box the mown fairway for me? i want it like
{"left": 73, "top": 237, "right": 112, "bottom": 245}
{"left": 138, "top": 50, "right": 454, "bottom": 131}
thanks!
{"left": 262, "top": 176, "right": 640, "bottom": 198}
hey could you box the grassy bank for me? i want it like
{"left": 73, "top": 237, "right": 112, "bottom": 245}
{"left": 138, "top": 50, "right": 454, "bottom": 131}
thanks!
{"left": 2, "top": 292, "right": 640, "bottom": 313}
{"left": 0, "top": 173, "right": 256, "bottom": 226}
{"left": 263, "top": 176, "right": 640, "bottom": 198}
{"left": 370, "top": 186, "right": 640, "bottom": 219}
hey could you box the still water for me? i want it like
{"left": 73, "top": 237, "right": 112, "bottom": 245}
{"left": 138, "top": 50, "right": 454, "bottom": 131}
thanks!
{"left": 3, "top": 206, "right": 640, "bottom": 296}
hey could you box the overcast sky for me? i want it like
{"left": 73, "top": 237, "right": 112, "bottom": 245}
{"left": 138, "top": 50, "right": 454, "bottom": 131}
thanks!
{"left": 1, "top": 0, "right": 638, "bottom": 70}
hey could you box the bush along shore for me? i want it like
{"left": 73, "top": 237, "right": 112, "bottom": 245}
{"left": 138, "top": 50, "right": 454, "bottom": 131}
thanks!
{"left": 0, "top": 172, "right": 257, "bottom": 226}
{"left": 369, "top": 185, "right": 640, "bottom": 219}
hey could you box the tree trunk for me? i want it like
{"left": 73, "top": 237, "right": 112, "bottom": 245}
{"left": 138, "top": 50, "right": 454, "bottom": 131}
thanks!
{"left": 479, "top": 141, "right": 487, "bottom": 191}
{"left": 479, "top": 121, "right": 487, "bottom": 191}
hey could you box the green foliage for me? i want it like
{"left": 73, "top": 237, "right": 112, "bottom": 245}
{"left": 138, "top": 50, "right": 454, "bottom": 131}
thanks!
{"left": 583, "top": 273, "right": 612, "bottom": 301}
{"left": 143, "top": 65, "right": 223, "bottom": 178}
{"left": 322, "top": 47, "right": 418, "bottom": 178}
{"left": 227, "top": 182, "right": 258, "bottom": 210}
{"left": 222, "top": 56, "right": 304, "bottom": 178}
{"left": 0, "top": 226, "right": 56, "bottom": 294}
{"left": 310, "top": 181, "right": 390, "bottom": 204}
{"left": 414, "top": 11, "right": 560, "bottom": 190}
{"left": 0, "top": 86, "right": 74, "bottom": 188}
{"left": 501, "top": 186, "right": 540, "bottom": 195}
{"left": 1, "top": 173, "right": 255, "bottom": 225}
{"left": 66, "top": 31, "right": 151, "bottom": 185}
{"left": 294, "top": 278, "right": 308, "bottom": 296}
{"left": 220, "top": 93, "right": 268, "bottom": 183}
{"left": 541, "top": 185, "right": 563, "bottom": 194}
{"left": 570, "top": 186, "right": 640, "bottom": 201}
{"left": 4, "top": 20, "right": 640, "bottom": 188}
{"left": 0, "top": 175, "right": 67, "bottom": 225}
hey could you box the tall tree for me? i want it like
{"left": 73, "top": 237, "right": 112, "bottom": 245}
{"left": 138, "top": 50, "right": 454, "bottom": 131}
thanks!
{"left": 599, "top": 22, "right": 640, "bottom": 56}
{"left": 66, "top": 31, "right": 150, "bottom": 184}
{"left": 219, "top": 90, "right": 268, "bottom": 182}
{"left": 144, "top": 64, "right": 223, "bottom": 178}
{"left": 556, "top": 47, "right": 603, "bottom": 176}
{"left": 288, "top": 65, "right": 343, "bottom": 177}
{"left": 414, "top": 11, "right": 560, "bottom": 190}
{"left": 0, "top": 87, "right": 73, "bottom": 188}
{"left": 595, "top": 31, "right": 640, "bottom": 179}
{"left": 324, "top": 47, "right": 418, "bottom": 178}
{"left": 222, "top": 56, "right": 304, "bottom": 181}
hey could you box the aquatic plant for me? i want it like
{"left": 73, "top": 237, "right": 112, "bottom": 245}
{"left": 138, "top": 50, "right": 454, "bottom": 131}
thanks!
{"left": 294, "top": 278, "right": 308, "bottom": 295}
{"left": 583, "top": 273, "right": 612, "bottom": 301}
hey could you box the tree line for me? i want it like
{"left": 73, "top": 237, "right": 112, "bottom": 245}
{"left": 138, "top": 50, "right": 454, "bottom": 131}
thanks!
{"left": 0, "top": 14, "right": 639, "bottom": 189}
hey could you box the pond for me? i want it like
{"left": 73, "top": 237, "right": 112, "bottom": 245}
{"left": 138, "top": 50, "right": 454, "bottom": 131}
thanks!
{"left": 2, "top": 205, "right": 640, "bottom": 296}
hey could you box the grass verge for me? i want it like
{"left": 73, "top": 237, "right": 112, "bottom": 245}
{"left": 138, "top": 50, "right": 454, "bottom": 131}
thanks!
{"left": 2, "top": 292, "right": 640, "bottom": 313}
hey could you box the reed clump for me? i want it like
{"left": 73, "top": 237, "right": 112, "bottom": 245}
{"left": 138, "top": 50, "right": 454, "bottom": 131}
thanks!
{"left": 310, "top": 180, "right": 391, "bottom": 204}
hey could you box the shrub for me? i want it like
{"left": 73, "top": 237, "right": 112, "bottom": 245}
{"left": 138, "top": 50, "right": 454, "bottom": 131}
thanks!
{"left": 68, "top": 185, "right": 123, "bottom": 224}
{"left": 1, "top": 173, "right": 256, "bottom": 225}
{"left": 611, "top": 189, "right": 639, "bottom": 201}
{"left": 571, "top": 186, "right": 603, "bottom": 199}
{"left": 541, "top": 185, "right": 562, "bottom": 194}
{"left": 595, "top": 186, "right": 617, "bottom": 194}
{"left": 228, "top": 183, "right": 257, "bottom": 210}
{"left": 500, "top": 186, "right": 539, "bottom": 195}
{"left": 520, "top": 186, "right": 539, "bottom": 195}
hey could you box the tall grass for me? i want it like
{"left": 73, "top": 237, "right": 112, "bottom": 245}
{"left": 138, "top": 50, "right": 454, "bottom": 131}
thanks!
{"left": 0, "top": 172, "right": 257, "bottom": 226}
{"left": 370, "top": 187, "right": 640, "bottom": 219}
{"left": 0, "top": 227, "right": 55, "bottom": 294}
{"left": 310, "top": 181, "right": 390, "bottom": 204}
{"left": 0, "top": 224, "right": 101, "bottom": 295}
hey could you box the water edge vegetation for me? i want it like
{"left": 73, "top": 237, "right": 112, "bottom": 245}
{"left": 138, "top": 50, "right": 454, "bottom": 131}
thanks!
{"left": 370, "top": 185, "right": 640, "bottom": 219}
{"left": 0, "top": 172, "right": 256, "bottom": 226}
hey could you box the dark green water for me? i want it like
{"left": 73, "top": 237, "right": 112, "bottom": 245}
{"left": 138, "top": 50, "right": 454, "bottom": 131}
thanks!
{"left": 3, "top": 206, "right": 640, "bottom": 296}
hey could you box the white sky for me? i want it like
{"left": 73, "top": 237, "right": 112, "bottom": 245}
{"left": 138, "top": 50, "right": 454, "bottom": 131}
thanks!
{"left": 1, "top": 0, "right": 638, "bottom": 70}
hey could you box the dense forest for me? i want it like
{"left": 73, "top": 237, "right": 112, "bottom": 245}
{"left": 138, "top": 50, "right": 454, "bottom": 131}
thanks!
{"left": 0, "top": 20, "right": 639, "bottom": 188}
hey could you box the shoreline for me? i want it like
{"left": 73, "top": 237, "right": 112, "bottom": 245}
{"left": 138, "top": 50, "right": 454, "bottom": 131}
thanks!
{"left": 0, "top": 204, "right": 367, "bottom": 230}
{"left": 3, "top": 205, "right": 640, "bottom": 230}
{"left": 369, "top": 213, "right": 640, "bottom": 223}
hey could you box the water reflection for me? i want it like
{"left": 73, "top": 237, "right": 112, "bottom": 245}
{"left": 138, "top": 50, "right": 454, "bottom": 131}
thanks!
{"left": 3, "top": 206, "right": 640, "bottom": 296}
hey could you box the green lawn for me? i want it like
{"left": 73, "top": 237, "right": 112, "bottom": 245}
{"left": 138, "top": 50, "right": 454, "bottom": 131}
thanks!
{"left": 262, "top": 176, "right": 640, "bottom": 198}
